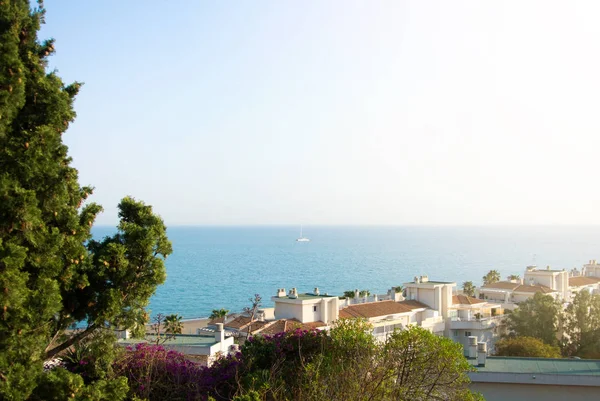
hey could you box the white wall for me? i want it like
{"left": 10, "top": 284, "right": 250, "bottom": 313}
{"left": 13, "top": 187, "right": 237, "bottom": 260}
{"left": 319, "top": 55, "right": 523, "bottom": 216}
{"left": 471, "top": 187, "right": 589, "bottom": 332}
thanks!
{"left": 275, "top": 302, "right": 303, "bottom": 321}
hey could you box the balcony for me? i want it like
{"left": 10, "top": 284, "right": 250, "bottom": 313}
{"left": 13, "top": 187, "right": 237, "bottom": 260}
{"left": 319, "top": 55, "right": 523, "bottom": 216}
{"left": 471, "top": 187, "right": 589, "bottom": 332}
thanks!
{"left": 449, "top": 315, "right": 505, "bottom": 330}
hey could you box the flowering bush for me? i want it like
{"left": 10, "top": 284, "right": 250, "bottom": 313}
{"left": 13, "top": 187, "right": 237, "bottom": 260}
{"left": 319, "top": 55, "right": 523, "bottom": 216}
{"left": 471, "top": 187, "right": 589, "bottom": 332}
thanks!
{"left": 114, "top": 343, "right": 243, "bottom": 401}
{"left": 115, "top": 343, "right": 205, "bottom": 400}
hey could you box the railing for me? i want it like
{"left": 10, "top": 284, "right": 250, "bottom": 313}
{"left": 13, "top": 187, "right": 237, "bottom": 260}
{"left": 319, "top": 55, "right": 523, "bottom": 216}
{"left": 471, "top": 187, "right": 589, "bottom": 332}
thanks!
{"left": 449, "top": 315, "right": 505, "bottom": 330}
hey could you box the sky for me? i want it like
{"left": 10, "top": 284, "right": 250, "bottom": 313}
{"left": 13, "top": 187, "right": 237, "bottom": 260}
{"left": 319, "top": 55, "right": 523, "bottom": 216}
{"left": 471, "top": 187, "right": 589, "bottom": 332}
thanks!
{"left": 40, "top": 1, "right": 600, "bottom": 226}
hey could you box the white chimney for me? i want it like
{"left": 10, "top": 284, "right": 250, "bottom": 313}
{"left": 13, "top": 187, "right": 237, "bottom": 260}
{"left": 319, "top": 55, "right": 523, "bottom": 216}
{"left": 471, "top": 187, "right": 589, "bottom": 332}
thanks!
{"left": 215, "top": 323, "right": 225, "bottom": 343}
{"left": 314, "top": 287, "right": 320, "bottom": 296}
{"left": 421, "top": 275, "right": 429, "bottom": 283}
{"left": 289, "top": 288, "right": 298, "bottom": 298}
{"left": 477, "top": 342, "right": 487, "bottom": 366}
{"left": 414, "top": 276, "right": 420, "bottom": 283}
{"left": 277, "top": 288, "right": 286, "bottom": 297}
{"left": 373, "top": 294, "right": 378, "bottom": 302}
{"left": 354, "top": 289, "right": 359, "bottom": 299}
{"left": 468, "top": 336, "right": 478, "bottom": 359}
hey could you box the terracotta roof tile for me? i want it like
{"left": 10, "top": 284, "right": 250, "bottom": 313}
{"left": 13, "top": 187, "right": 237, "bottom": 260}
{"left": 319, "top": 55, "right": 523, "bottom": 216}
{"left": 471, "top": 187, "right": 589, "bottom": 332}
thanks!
{"left": 481, "top": 281, "right": 520, "bottom": 290}
{"left": 223, "top": 316, "right": 251, "bottom": 330}
{"left": 452, "top": 294, "right": 486, "bottom": 305}
{"left": 513, "top": 284, "right": 555, "bottom": 294}
{"left": 339, "top": 300, "right": 426, "bottom": 319}
{"left": 256, "top": 319, "right": 326, "bottom": 335}
{"left": 569, "top": 276, "right": 600, "bottom": 287}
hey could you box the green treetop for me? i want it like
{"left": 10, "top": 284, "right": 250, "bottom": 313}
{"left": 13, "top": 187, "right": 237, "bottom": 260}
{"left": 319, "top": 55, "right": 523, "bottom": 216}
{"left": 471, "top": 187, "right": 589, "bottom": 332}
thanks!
{"left": 495, "top": 336, "right": 561, "bottom": 358}
{"left": 0, "top": 1, "right": 171, "bottom": 398}
{"left": 505, "top": 292, "right": 562, "bottom": 346}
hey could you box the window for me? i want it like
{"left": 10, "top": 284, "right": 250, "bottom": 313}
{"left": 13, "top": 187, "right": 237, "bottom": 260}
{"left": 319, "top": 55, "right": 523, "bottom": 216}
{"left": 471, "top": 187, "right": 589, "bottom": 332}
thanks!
{"left": 313, "top": 306, "right": 317, "bottom": 312}
{"left": 453, "top": 330, "right": 458, "bottom": 337}
{"left": 464, "top": 331, "right": 472, "bottom": 337}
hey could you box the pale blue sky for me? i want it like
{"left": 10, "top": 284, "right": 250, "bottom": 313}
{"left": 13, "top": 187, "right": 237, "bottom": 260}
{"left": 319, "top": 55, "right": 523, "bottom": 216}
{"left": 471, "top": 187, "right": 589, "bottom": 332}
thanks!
{"left": 41, "top": 1, "right": 600, "bottom": 225}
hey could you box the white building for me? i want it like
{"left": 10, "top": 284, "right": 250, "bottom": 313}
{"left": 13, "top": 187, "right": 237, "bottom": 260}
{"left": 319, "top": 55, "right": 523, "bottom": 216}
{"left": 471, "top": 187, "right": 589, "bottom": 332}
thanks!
{"left": 338, "top": 299, "right": 441, "bottom": 340}
{"left": 271, "top": 287, "right": 339, "bottom": 326}
{"left": 479, "top": 281, "right": 558, "bottom": 307}
{"left": 583, "top": 260, "right": 600, "bottom": 278}
{"left": 448, "top": 294, "right": 505, "bottom": 354}
{"left": 568, "top": 276, "right": 600, "bottom": 296}
{"left": 403, "top": 275, "right": 455, "bottom": 336}
{"left": 523, "top": 265, "right": 569, "bottom": 300}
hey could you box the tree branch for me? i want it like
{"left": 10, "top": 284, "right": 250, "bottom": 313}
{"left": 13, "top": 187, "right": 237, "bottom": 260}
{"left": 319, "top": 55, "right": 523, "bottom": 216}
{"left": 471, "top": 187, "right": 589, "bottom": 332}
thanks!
{"left": 44, "top": 323, "right": 97, "bottom": 360}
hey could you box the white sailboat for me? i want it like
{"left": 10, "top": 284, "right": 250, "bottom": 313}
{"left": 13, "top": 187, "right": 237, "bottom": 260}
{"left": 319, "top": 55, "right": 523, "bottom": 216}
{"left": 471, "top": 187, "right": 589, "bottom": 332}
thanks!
{"left": 296, "top": 225, "right": 310, "bottom": 242}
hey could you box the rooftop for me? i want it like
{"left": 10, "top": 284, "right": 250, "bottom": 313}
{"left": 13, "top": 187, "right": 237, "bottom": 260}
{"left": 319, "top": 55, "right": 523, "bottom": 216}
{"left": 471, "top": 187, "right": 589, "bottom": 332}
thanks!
{"left": 481, "top": 281, "right": 520, "bottom": 290}
{"left": 481, "top": 281, "right": 555, "bottom": 293}
{"left": 339, "top": 300, "right": 428, "bottom": 319}
{"left": 256, "top": 319, "right": 327, "bottom": 335}
{"left": 294, "top": 293, "right": 335, "bottom": 299}
{"left": 405, "top": 280, "right": 456, "bottom": 285}
{"left": 275, "top": 293, "right": 336, "bottom": 300}
{"left": 119, "top": 334, "right": 219, "bottom": 347}
{"left": 452, "top": 294, "right": 486, "bottom": 305}
{"left": 476, "top": 357, "right": 600, "bottom": 376}
{"left": 527, "top": 269, "right": 566, "bottom": 273}
{"left": 569, "top": 276, "right": 600, "bottom": 287}
{"left": 513, "top": 284, "right": 555, "bottom": 294}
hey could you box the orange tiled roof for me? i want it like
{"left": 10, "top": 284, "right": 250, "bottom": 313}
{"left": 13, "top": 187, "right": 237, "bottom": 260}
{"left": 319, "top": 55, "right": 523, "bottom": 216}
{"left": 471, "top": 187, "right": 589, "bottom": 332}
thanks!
{"left": 339, "top": 300, "right": 427, "bottom": 319}
{"left": 257, "top": 319, "right": 326, "bottom": 335}
{"left": 513, "top": 284, "right": 555, "bottom": 294}
{"left": 481, "top": 281, "right": 521, "bottom": 290}
{"left": 452, "top": 294, "right": 486, "bottom": 305}
{"left": 569, "top": 276, "right": 600, "bottom": 287}
{"left": 224, "top": 316, "right": 251, "bottom": 330}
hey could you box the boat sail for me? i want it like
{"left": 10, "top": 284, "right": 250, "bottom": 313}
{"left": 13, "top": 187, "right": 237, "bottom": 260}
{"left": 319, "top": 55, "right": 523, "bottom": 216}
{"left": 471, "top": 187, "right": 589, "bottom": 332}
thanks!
{"left": 296, "top": 225, "right": 310, "bottom": 242}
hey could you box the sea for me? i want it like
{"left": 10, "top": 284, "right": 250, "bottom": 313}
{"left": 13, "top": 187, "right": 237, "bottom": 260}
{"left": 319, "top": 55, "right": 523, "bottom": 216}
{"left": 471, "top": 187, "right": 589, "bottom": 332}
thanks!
{"left": 91, "top": 225, "right": 600, "bottom": 319}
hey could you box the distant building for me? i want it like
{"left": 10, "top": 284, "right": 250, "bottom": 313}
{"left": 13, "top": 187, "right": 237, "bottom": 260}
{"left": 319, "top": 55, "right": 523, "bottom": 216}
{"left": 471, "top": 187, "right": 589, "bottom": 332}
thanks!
{"left": 583, "top": 260, "right": 600, "bottom": 278}
{"left": 403, "top": 275, "right": 455, "bottom": 336}
{"left": 523, "top": 265, "right": 569, "bottom": 300}
{"left": 271, "top": 287, "right": 339, "bottom": 326}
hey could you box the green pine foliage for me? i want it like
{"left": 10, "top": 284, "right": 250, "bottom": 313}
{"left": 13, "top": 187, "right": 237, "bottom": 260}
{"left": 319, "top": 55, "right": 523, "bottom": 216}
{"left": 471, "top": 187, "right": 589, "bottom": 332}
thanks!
{"left": 0, "top": 1, "right": 171, "bottom": 398}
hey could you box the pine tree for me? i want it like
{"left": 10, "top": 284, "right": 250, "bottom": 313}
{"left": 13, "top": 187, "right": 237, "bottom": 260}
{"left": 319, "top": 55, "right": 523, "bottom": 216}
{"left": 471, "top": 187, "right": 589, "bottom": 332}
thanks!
{"left": 0, "top": 1, "right": 172, "bottom": 398}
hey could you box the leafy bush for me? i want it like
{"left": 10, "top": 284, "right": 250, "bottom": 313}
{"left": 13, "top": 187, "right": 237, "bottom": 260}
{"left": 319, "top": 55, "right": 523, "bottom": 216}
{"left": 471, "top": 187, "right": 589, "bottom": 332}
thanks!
{"left": 495, "top": 336, "right": 561, "bottom": 358}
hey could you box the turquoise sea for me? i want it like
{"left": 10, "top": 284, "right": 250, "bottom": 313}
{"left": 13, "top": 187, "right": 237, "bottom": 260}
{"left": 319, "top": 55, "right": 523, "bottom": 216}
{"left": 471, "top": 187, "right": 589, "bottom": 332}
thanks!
{"left": 92, "top": 225, "right": 600, "bottom": 319}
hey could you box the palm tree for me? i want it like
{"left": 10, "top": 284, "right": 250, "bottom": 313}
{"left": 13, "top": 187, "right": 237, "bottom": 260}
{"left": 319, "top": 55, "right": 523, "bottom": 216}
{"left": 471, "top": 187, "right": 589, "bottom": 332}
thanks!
{"left": 507, "top": 274, "right": 521, "bottom": 281}
{"left": 343, "top": 290, "right": 356, "bottom": 299}
{"left": 164, "top": 314, "right": 183, "bottom": 336}
{"left": 482, "top": 270, "right": 501, "bottom": 285}
{"left": 209, "top": 308, "right": 229, "bottom": 320}
{"left": 462, "top": 281, "right": 476, "bottom": 297}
